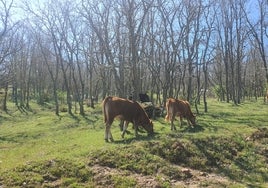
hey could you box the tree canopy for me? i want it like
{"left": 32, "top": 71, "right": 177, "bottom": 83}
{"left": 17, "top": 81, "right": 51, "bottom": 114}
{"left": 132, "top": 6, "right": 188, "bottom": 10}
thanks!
{"left": 0, "top": 0, "right": 267, "bottom": 115}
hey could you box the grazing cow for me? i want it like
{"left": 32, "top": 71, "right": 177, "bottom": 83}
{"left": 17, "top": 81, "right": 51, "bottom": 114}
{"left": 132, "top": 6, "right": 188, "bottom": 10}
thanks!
{"left": 102, "top": 96, "right": 153, "bottom": 142}
{"left": 165, "top": 98, "right": 196, "bottom": 130}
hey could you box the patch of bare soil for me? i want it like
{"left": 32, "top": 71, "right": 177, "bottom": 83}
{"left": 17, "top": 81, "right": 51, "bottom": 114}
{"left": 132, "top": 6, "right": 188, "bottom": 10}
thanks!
{"left": 249, "top": 127, "right": 268, "bottom": 141}
{"left": 91, "top": 164, "right": 233, "bottom": 188}
{"left": 172, "top": 168, "right": 232, "bottom": 188}
{"left": 91, "top": 164, "right": 160, "bottom": 187}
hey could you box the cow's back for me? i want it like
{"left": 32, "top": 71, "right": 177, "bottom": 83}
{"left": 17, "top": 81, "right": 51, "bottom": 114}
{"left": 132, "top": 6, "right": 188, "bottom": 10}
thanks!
{"left": 166, "top": 98, "right": 194, "bottom": 118}
{"left": 102, "top": 96, "right": 142, "bottom": 123}
{"left": 102, "top": 96, "right": 153, "bottom": 136}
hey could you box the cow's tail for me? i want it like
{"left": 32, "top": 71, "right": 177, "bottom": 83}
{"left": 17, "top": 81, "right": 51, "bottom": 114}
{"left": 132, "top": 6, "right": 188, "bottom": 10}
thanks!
{"left": 165, "top": 99, "right": 170, "bottom": 122}
{"left": 102, "top": 96, "right": 112, "bottom": 123}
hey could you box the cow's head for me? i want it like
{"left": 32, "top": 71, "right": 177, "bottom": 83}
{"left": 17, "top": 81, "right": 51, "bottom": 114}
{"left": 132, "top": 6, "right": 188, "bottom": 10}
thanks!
{"left": 143, "top": 120, "right": 154, "bottom": 135}
{"left": 189, "top": 114, "right": 196, "bottom": 126}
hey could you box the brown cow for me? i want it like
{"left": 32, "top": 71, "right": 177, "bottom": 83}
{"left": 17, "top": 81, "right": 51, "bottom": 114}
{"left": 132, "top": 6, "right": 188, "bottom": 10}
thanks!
{"left": 102, "top": 96, "right": 153, "bottom": 142}
{"left": 165, "top": 98, "right": 196, "bottom": 130}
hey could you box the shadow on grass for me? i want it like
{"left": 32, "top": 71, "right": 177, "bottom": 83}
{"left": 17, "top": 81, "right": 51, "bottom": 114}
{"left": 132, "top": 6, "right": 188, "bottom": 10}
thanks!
{"left": 81, "top": 113, "right": 99, "bottom": 124}
{"left": 214, "top": 154, "right": 268, "bottom": 186}
{"left": 191, "top": 131, "right": 268, "bottom": 185}
{"left": 203, "top": 122, "right": 221, "bottom": 132}
{"left": 112, "top": 131, "right": 160, "bottom": 144}
{"left": 180, "top": 124, "right": 205, "bottom": 133}
{"left": 56, "top": 112, "right": 100, "bottom": 129}
{"left": 0, "top": 131, "right": 45, "bottom": 144}
{"left": 0, "top": 115, "right": 8, "bottom": 125}
{"left": 209, "top": 111, "right": 235, "bottom": 119}
{"left": 3, "top": 105, "right": 31, "bottom": 116}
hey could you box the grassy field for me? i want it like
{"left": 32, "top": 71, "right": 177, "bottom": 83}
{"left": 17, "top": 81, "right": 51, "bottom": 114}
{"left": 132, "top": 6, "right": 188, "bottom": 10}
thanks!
{"left": 0, "top": 99, "right": 267, "bottom": 187}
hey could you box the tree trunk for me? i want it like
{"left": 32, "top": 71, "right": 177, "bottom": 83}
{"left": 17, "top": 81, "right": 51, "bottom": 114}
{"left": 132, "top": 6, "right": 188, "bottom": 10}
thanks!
{"left": 2, "top": 82, "right": 8, "bottom": 111}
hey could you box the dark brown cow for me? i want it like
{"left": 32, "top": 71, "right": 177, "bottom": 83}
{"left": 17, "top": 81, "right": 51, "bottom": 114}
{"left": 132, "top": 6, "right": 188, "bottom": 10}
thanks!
{"left": 102, "top": 96, "right": 153, "bottom": 142}
{"left": 165, "top": 98, "right": 196, "bottom": 130}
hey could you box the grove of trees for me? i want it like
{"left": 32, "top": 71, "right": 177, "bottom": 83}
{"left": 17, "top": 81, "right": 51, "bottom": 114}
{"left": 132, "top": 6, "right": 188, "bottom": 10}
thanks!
{"left": 0, "top": 0, "right": 267, "bottom": 115}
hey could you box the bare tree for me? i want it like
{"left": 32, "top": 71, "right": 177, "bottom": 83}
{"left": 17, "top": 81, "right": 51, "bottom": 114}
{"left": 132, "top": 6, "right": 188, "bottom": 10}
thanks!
{"left": 0, "top": 0, "right": 20, "bottom": 111}
{"left": 81, "top": 0, "right": 125, "bottom": 98}
{"left": 36, "top": 33, "right": 60, "bottom": 115}
{"left": 198, "top": 0, "right": 216, "bottom": 112}
{"left": 24, "top": 0, "right": 68, "bottom": 115}
{"left": 1, "top": 0, "right": 267, "bottom": 116}
{"left": 121, "top": 0, "right": 153, "bottom": 100}
{"left": 156, "top": 0, "right": 181, "bottom": 104}
{"left": 15, "top": 28, "right": 33, "bottom": 109}
{"left": 179, "top": 0, "right": 204, "bottom": 102}
{"left": 61, "top": 1, "right": 87, "bottom": 115}
{"left": 215, "top": 0, "right": 248, "bottom": 104}
{"left": 244, "top": 46, "right": 266, "bottom": 100}
{"left": 243, "top": 0, "right": 268, "bottom": 101}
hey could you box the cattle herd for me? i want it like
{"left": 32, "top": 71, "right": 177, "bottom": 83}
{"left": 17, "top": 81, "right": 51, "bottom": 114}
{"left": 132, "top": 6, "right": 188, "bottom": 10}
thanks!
{"left": 102, "top": 95, "right": 196, "bottom": 142}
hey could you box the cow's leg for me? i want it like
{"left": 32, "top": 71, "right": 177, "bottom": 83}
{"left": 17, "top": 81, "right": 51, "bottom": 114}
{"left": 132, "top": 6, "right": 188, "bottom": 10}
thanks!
{"left": 121, "top": 121, "right": 129, "bottom": 138}
{"left": 119, "top": 120, "right": 124, "bottom": 131}
{"left": 171, "top": 115, "right": 176, "bottom": 131}
{"left": 105, "top": 123, "right": 110, "bottom": 142}
{"left": 169, "top": 113, "right": 173, "bottom": 130}
{"left": 108, "top": 126, "right": 114, "bottom": 142}
{"left": 187, "top": 119, "right": 190, "bottom": 126}
{"left": 170, "top": 120, "right": 173, "bottom": 130}
{"left": 180, "top": 116, "right": 183, "bottom": 128}
{"left": 133, "top": 122, "right": 139, "bottom": 137}
{"left": 187, "top": 119, "right": 193, "bottom": 128}
{"left": 105, "top": 119, "right": 114, "bottom": 142}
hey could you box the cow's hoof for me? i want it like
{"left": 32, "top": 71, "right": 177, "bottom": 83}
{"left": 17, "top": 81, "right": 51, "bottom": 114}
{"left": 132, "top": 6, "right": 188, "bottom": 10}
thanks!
{"left": 105, "top": 139, "right": 109, "bottom": 142}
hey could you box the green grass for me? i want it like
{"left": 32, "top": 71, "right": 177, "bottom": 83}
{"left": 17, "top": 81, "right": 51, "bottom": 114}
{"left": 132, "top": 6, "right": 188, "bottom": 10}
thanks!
{"left": 0, "top": 105, "right": 103, "bottom": 170}
{"left": 0, "top": 99, "right": 267, "bottom": 187}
